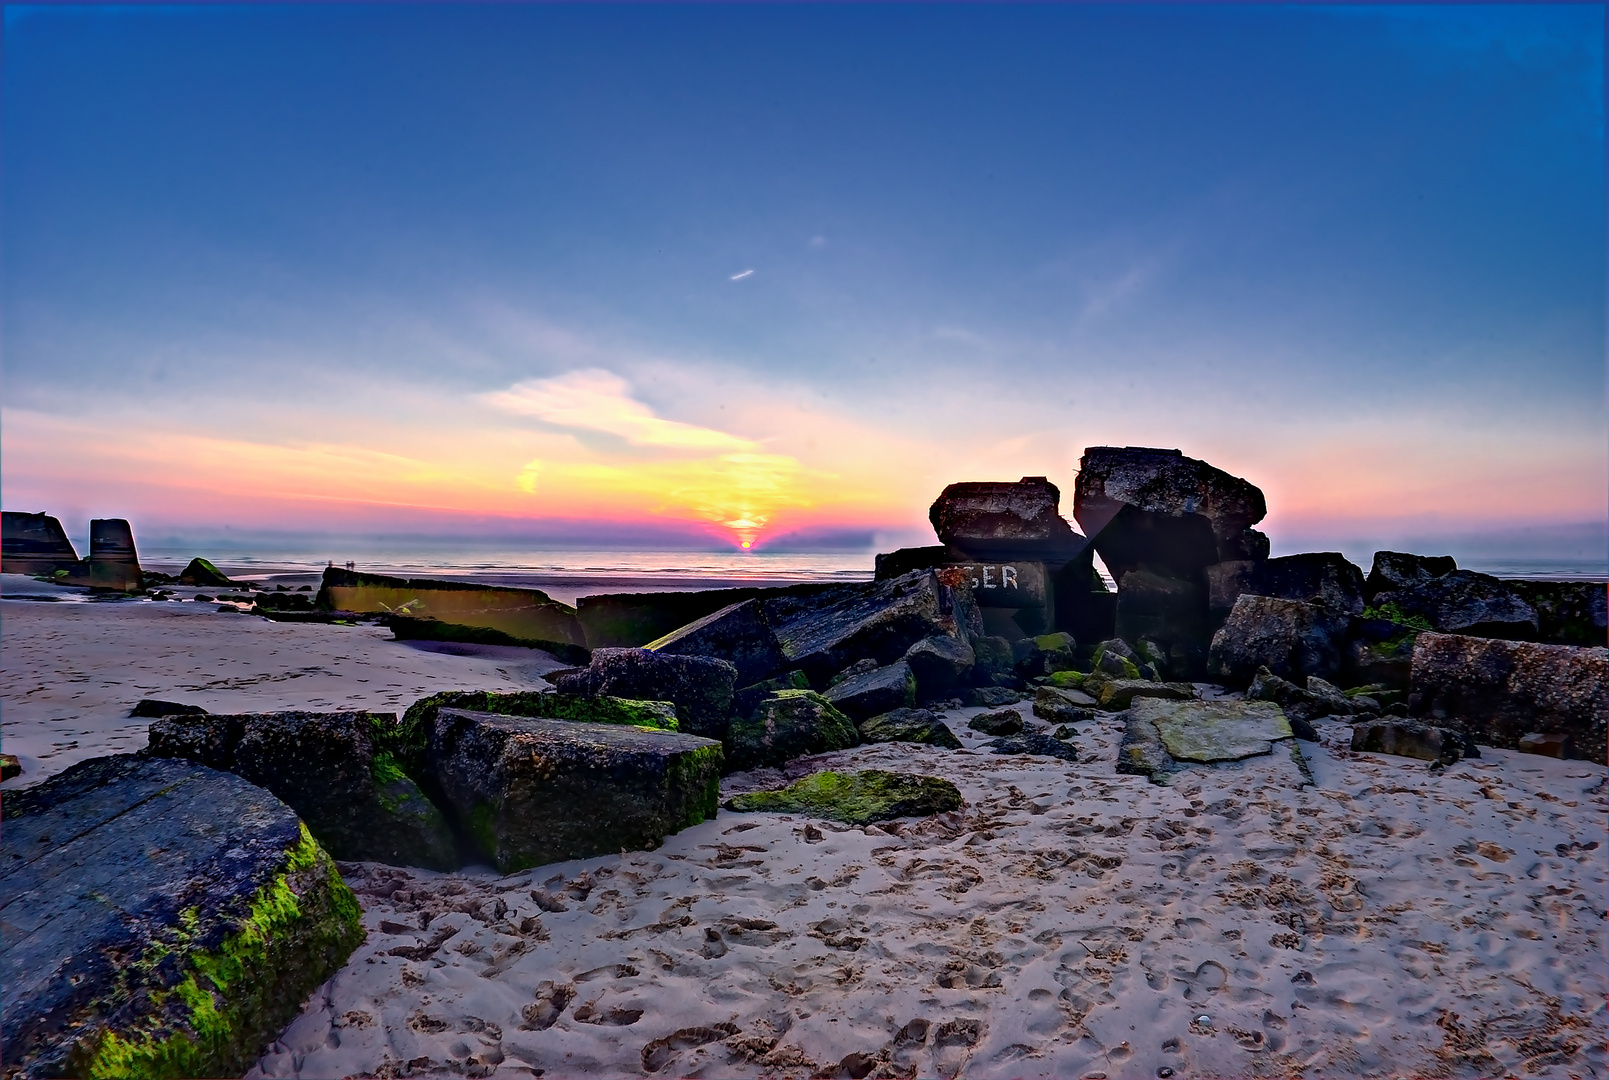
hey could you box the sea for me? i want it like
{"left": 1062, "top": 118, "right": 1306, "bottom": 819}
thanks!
{"left": 134, "top": 546, "right": 1608, "bottom": 607}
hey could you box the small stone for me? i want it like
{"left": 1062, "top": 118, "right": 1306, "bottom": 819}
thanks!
{"left": 1517, "top": 732, "right": 1570, "bottom": 758}
{"left": 967, "top": 709, "right": 1023, "bottom": 736}
{"left": 724, "top": 769, "right": 963, "bottom": 825}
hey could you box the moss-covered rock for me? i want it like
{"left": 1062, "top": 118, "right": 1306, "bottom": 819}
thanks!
{"left": 426, "top": 710, "right": 723, "bottom": 872}
{"left": 724, "top": 769, "right": 963, "bottom": 825}
{"left": 967, "top": 709, "right": 1023, "bottom": 736}
{"left": 858, "top": 708, "right": 963, "bottom": 749}
{"left": 395, "top": 690, "right": 678, "bottom": 781}
{"left": 146, "top": 711, "right": 457, "bottom": 871}
{"left": 1042, "top": 669, "right": 1087, "bottom": 689}
{"left": 727, "top": 689, "right": 858, "bottom": 771}
{"left": 1, "top": 755, "right": 363, "bottom": 1080}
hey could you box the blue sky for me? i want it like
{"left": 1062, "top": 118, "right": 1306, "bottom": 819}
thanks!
{"left": 3, "top": 3, "right": 1604, "bottom": 558}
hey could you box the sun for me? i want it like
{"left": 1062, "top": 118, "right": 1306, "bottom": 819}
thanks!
{"left": 740, "top": 540, "right": 753, "bottom": 549}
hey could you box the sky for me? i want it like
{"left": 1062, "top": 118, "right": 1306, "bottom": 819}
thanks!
{"left": 3, "top": 3, "right": 1604, "bottom": 560}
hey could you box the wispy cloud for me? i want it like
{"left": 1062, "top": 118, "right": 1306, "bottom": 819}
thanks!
{"left": 729, "top": 268, "right": 755, "bottom": 281}
{"left": 482, "top": 369, "right": 757, "bottom": 452}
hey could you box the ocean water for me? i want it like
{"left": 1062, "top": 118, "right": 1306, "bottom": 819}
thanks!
{"left": 135, "top": 545, "right": 1606, "bottom": 607}
{"left": 138, "top": 548, "right": 880, "bottom": 606}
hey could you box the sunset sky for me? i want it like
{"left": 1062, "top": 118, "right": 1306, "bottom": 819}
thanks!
{"left": 3, "top": 4, "right": 1604, "bottom": 560}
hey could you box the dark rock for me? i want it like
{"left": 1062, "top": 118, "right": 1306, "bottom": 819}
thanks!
{"left": 1373, "top": 569, "right": 1538, "bottom": 640}
{"left": 873, "top": 545, "right": 970, "bottom": 580}
{"left": 1073, "top": 447, "right": 1268, "bottom": 581}
{"left": 970, "top": 634, "right": 1018, "bottom": 678}
{"left": 904, "top": 634, "right": 976, "bottom": 702}
{"left": 1345, "top": 635, "right": 1415, "bottom": 692}
{"left": 1504, "top": 580, "right": 1607, "bottom": 647}
{"left": 824, "top": 661, "right": 916, "bottom": 721}
{"left": 858, "top": 708, "right": 963, "bottom": 749}
{"left": 1, "top": 755, "right": 363, "bottom": 1079}
{"left": 1093, "top": 678, "right": 1195, "bottom": 710}
{"left": 1287, "top": 715, "right": 1320, "bottom": 742}
{"left": 57, "top": 519, "right": 143, "bottom": 591}
{"left": 1257, "top": 553, "right": 1366, "bottom": 616}
{"left": 967, "top": 709, "right": 1023, "bottom": 736}
{"left": 427, "top": 709, "right": 722, "bottom": 872}
{"left": 1113, "top": 569, "right": 1208, "bottom": 675}
{"left": 964, "top": 685, "right": 1025, "bottom": 707}
{"left": 1517, "top": 732, "right": 1571, "bottom": 758}
{"left": 727, "top": 690, "right": 858, "bottom": 771}
{"left": 1033, "top": 686, "right": 1095, "bottom": 725}
{"left": 1246, "top": 666, "right": 1355, "bottom": 725}
{"left": 0, "top": 511, "right": 79, "bottom": 575}
{"left": 1, "top": 753, "right": 19, "bottom": 781}
{"left": 128, "top": 699, "right": 208, "bottom": 719}
{"left": 1364, "top": 551, "right": 1458, "bottom": 598}
{"left": 1091, "top": 637, "right": 1142, "bottom": 679}
{"left": 553, "top": 647, "right": 737, "bottom": 741}
{"left": 574, "top": 581, "right": 839, "bottom": 649}
{"left": 144, "top": 711, "right": 458, "bottom": 870}
{"left": 1013, "top": 632, "right": 1078, "bottom": 678}
{"left": 1205, "top": 559, "right": 1260, "bottom": 624}
{"left": 179, "top": 557, "right": 234, "bottom": 587}
{"left": 1350, "top": 719, "right": 1468, "bottom": 765}
{"left": 733, "top": 670, "right": 812, "bottom": 720}
{"left": 724, "top": 769, "right": 963, "bottom": 825}
{"left": 1207, "top": 595, "right": 1352, "bottom": 686}
{"left": 766, "top": 570, "right": 977, "bottom": 686}
{"left": 987, "top": 732, "right": 1079, "bottom": 761}
{"left": 646, "top": 600, "right": 785, "bottom": 689}
{"left": 1409, "top": 632, "right": 1607, "bottom": 762}
{"left": 830, "top": 658, "right": 880, "bottom": 685}
{"left": 928, "top": 476, "right": 1083, "bottom": 558}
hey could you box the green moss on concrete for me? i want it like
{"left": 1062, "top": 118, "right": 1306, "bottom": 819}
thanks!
{"left": 396, "top": 690, "right": 679, "bottom": 778}
{"left": 77, "top": 824, "right": 363, "bottom": 1080}
{"left": 1033, "top": 632, "right": 1075, "bottom": 652}
{"left": 468, "top": 802, "right": 500, "bottom": 859}
{"left": 668, "top": 743, "right": 724, "bottom": 826}
{"left": 1043, "top": 670, "right": 1087, "bottom": 689}
{"left": 724, "top": 769, "right": 962, "bottom": 825}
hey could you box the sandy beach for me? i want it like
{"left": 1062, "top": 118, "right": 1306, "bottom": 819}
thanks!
{"left": 4, "top": 585, "right": 1606, "bottom": 1078}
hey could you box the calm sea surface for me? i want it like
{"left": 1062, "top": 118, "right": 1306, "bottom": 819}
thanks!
{"left": 137, "top": 546, "right": 1606, "bottom": 606}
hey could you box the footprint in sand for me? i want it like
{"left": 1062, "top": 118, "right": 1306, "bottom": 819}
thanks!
{"left": 639, "top": 1024, "right": 741, "bottom": 1074}
{"left": 519, "top": 982, "right": 574, "bottom": 1030}
{"left": 931, "top": 1018, "right": 983, "bottom": 1079}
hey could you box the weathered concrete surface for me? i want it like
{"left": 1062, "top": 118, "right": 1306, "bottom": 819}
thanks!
{"left": 724, "top": 769, "right": 963, "bottom": 826}
{"left": 823, "top": 660, "right": 916, "bottom": 721}
{"left": 1409, "top": 633, "right": 1608, "bottom": 763}
{"left": 1257, "top": 553, "right": 1366, "bottom": 616}
{"left": 727, "top": 690, "right": 859, "bottom": 771}
{"left": 1118, "top": 698, "right": 1306, "bottom": 785}
{"left": 1207, "top": 594, "right": 1351, "bottom": 686}
{"left": 553, "top": 647, "right": 737, "bottom": 742}
{"left": 0, "top": 511, "right": 78, "bottom": 575}
{"left": 574, "top": 582, "right": 839, "bottom": 650}
{"left": 857, "top": 708, "right": 962, "bottom": 749}
{"left": 1092, "top": 678, "right": 1195, "bottom": 711}
{"left": 767, "top": 571, "right": 975, "bottom": 686}
{"left": 1373, "top": 569, "right": 1539, "bottom": 640}
{"left": 318, "top": 567, "right": 588, "bottom": 662}
{"left": 903, "top": 633, "right": 976, "bottom": 702}
{"left": 1, "top": 755, "right": 362, "bottom": 1080}
{"left": 1350, "top": 719, "right": 1472, "bottom": 766}
{"left": 1504, "top": 580, "right": 1607, "bottom": 647}
{"left": 427, "top": 709, "right": 723, "bottom": 872}
{"left": 927, "top": 476, "right": 1083, "bottom": 558}
{"left": 144, "top": 710, "right": 458, "bottom": 871}
{"left": 1072, "top": 447, "right": 1268, "bottom": 581}
{"left": 645, "top": 601, "right": 784, "bottom": 691}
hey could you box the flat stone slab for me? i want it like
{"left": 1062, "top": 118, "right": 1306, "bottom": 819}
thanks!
{"left": 1118, "top": 698, "right": 1308, "bottom": 785}
{"left": 1, "top": 755, "right": 363, "bottom": 1079}
{"left": 1148, "top": 700, "right": 1293, "bottom": 762}
{"left": 428, "top": 709, "right": 724, "bottom": 873}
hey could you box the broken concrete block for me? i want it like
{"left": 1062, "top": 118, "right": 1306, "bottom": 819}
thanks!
{"left": 427, "top": 709, "right": 723, "bottom": 872}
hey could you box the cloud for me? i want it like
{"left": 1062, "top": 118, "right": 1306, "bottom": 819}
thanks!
{"left": 729, "top": 269, "right": 755, "bottom": 281}
{"left": 482, "top": 369, "right": 757, "bottom": 452}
